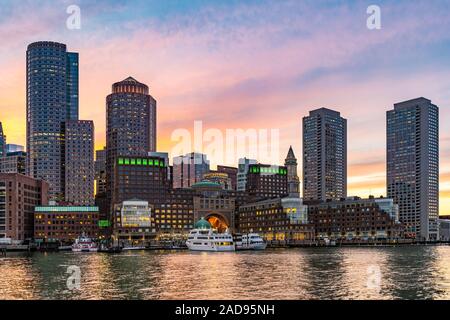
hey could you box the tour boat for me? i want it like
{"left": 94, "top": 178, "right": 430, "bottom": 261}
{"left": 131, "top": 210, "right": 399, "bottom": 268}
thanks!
{"left": 122, "top": 246, "right": 146, "bottom": 251}
{"left": 235, "top": 233, "right": 267, "bottom": 251}
{"left": 72, "top": 234, "right": 98, "bottom": 252}
{"left": 186, "top": 218, "right": 235, "bottom": 252}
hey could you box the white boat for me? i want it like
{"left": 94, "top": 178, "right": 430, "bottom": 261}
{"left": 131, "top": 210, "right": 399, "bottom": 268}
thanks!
{"left": 186, "top": 218, "right": 235, "bottom": 252}
{"left": 72, "top": 234, "right": 98, "bottom": 252}
{"left": 235, "top": 233, "right": 267, "bottom": 250}
{"left": 122, "top": 246, "right": 146, "bottom": 251}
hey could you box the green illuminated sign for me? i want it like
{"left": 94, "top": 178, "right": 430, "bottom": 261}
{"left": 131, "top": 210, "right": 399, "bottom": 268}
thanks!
{"left": 117, "top": 157, "right": 165, "bottom": 167}
{"left": 98, "top": 220, "right": 110, "bottom": 227}
{"left": 249, "top": 165, "right": 286, "bottom": 175}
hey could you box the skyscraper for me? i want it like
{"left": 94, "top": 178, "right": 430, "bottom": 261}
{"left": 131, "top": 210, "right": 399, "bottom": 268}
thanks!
{"left": 0, "top": 122, "right": 6, "bottom": 158}
{"left": 66, "top": 52, "right": 79, "bottom": 120}
{"left": 64, "top": 120, "right": 94, "bottom": 205}
{"left": 303, "top": 108, "right": 347, "bottom": 201}
{"left": 285, "top": 146, "right": 300, "bottom": 198}
{"left": 106, "top": 77, "right": 157, "bottom": 209}
{"left": 173, "top": 153, "right": 210, "bottom": 188}
{"left": 95, "top": 147, "right": 107, "bottom": 195}
{"left": 26, "top": 41, "right": 79, "bottom": 201}
{"left": 387, "top": 97, "right": 439, "bottom": 241}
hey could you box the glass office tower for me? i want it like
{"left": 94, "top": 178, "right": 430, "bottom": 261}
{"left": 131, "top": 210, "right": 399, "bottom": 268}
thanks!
{"left": 387, "top": 97, "right": 439, "bottom": 241}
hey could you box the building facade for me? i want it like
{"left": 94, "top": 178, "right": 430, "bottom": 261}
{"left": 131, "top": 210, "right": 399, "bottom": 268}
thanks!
{"left": 172, "top": 153, "right": 210, "bottom": 188}
{"left": 34, "top": 205, "right": 99, "bottom": 243}
{"left": 106, "top": 77, "right": 157, "bottom": 213}
{"left": 387, "top": 97, "right": 439, "bottom": 240}
{"left": 245, "top": 164, "right": 288, "bottom": 201}
{"left": 64, "top": 120, "right": 94, "bottom": 205}
{"left": 6, "top": 144, "right": 24, "bottom": 153}
{"left": 26, "top": 42, "right": 79, "bottom": 201}
{"left": 202, "top": 172, "right": 232, "bottom": 190}
{"left": 95, "top": 147, "right": 107, "bottom": 195}
{"left": 285, "top": 146, "right": 300, "bottom": 197}
{"left": 0, "top": 151, "right": 26, "bottom": 174}
{"left": 307, "top": 197, "right": 404, "bottom": 241}
{"left": 112, "top": 200, "right": 153, "bottom": 246}
{"left": 0, "top": 173, "right": 49, "bottom": 241}
{"left": 303, "top": 108, "right": 347, "bottom": 201}
{"left": 192, "top": 181, "right": 236, "bottom": 233}
{"left": 217, "top": 165, "right": 238, "bottom": 190}
{"left": 112, "top": 155, "right": 170, "bottom": 206}
{"left": 238, "top": 197, "right": 313, "bottom": 243}
{"left": 237, "top": 158, "right": 257, "bottom": 191}
{"left": 0, "top": 122, "right": 5, "bottom": 158}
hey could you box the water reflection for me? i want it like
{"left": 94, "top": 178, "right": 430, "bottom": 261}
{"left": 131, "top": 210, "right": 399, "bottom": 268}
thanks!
{"left": 2, "top": 247, "right": 450, "bottom": 300}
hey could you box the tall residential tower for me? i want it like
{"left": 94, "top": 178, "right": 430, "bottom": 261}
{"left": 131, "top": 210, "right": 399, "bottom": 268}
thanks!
{"left": 26, "top": 41, "right": 94, "bottom": 204}
{"left": 26, "top": 42, "right": 78, "bottom": 200}
{"left": 302, "top": 108, "right": 347, "bottom": 201}
{"left": 387, "top": 97, "right": 439, "bottom": 240}
{"left": 106, "top": 77, "right": 157, "bottom": 209}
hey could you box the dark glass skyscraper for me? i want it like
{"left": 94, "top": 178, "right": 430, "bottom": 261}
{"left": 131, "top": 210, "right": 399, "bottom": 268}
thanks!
{"left": 66, "top": 52, "right": 79, "bottom": 120}
{"left": 303, "top": 108, "right": 347, "bottom": 201}
{"left": 387, "top": 97, "right": 439, "bottom": 241}
{"left": 0, "top": 122, "right": 5, "bottom": 158}
{"left": 106, "top": 77, "right": 157, "bottom": 211}
{"left": 26, "top": 41, "right": 79, "bottom": 201}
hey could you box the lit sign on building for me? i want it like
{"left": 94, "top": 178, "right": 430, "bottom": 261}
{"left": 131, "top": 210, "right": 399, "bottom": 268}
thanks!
{"left": 117, "top": 157, "right": 165, "bottom": 167}
{"left": 249, "top": 165, "right": 287, "bottom": 175}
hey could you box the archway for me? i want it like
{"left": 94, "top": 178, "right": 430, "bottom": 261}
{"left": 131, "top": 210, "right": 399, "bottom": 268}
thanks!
{"left": 205, "top": 214, "right": 229, "bottom": 233}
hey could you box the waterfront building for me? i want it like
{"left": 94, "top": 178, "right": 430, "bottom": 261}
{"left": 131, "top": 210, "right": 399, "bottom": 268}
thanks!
{"left": 112, "top": 200, "right": 153, "bottom": 246}
{"left": 285, "top": 146, "right": 300, "bottom": 197}
{"left": 237, "top": 197, "right": 313, "bottom": 243}
{"left": 94, "top": 147, "right": 108, "bottom": 221}
{"left": 172, "top": 152, "right": 210, "bottom": 188}
{"left": 6, "top": 144, "right": 24, "bottom": 153}
{"left": 192, "top": 181, "right": 236, "bottom": 233}
{"left": 106, "top": 77, "right": 157, "bottom": 213}
{"left": 307, "top": 196, "right": 404, "bottom": 241}
{"left": 34, "top": 205, "right": 99, "bottom": 244}
{"left": 245, "top": 163, "right": 288, "bottom": 201}
{"left": 26, "top": 42, "right": 79, "bottom": 201}
{"left": 0, "top": 151, "right": 26, "bottom": 174}
{"left": 155, "top": 188, "right": 196, "bottom": 233}
{"left": 0, "top": 122, "right": 6, "bottom": 158}
{"left": 0, "top": 173, "right": 49, "bottom": 241}
{"left": 95, "top": 147, "right": 107, "bottom": 195}
{"left": 438, "top": 219, "right": 450, "bottom": 241}
{"left": 303, "top": 108, "right": 347, "bottom": 201}
{"left": 148, "top": 151, "right": 171, "bottom": 185}
{"left": 64, "top": 120, "right": 94, "bottom": 206}
{"left": 112, "top": 155, "right": 170, "bottom": 206}
{"left": 202, "top": 171, "right": 232, "bottom": 190}
{"left": 237, "top": 158, "right": 257, "bottom": 191}
{"left": 217, "top": 165, "right": 238, "bottom": 190}
{"left": 387, "top": 97, "right": 439, "bottom": 240}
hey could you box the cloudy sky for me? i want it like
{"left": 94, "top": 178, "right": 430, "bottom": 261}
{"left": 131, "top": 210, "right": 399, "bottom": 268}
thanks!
{"left": 1, "top": 0, "right": 450, "bottom": 212}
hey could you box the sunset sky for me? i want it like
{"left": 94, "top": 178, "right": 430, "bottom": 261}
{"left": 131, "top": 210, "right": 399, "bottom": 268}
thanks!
{"left": 1, "top": 0, "right": 450, "bottom": 213}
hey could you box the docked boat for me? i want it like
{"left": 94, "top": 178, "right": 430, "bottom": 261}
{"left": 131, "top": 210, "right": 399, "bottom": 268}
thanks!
{"left": 122, "top": 246, "right": 146, "bottom": 251}
{"left": 235, "top": 233, "right": 267, "bottom": 250}
{"left": 72, "top": 234, "right": 98, "bottom": 252}
{"left": 186, "top": 218, "right": 235, "bottom": 252}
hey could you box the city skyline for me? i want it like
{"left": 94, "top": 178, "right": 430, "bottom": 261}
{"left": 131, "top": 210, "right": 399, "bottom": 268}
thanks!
{"left": 1, "top": 0, "right": 450, "bottom": 213}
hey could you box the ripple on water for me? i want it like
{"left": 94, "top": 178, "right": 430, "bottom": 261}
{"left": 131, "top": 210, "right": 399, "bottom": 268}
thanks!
{"left": 2, "top": 246, "right": 450, "bottom": 299}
